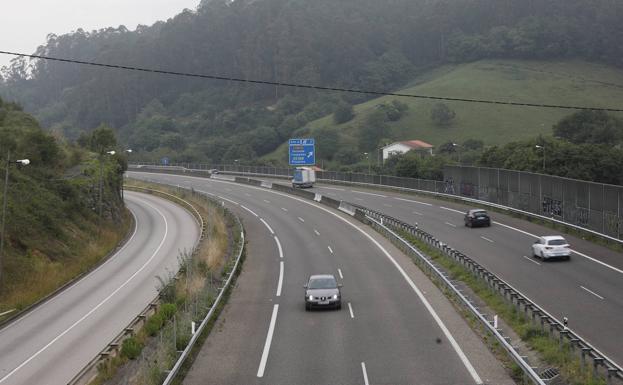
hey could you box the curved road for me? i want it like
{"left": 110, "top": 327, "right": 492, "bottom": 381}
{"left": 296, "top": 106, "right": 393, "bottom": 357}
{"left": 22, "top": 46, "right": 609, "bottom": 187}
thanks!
{"left": 0, "top": 191, "right": 199, "bottom": 385}
{"left": 304, "top": 182, "right": 623, "bottom": 366}
{"left": 130, "top": 171, "right": 514, "bottom": 385}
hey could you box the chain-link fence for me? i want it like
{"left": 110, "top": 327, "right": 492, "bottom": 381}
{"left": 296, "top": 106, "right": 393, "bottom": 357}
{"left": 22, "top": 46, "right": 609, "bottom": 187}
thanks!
{"left": 131, "top": 162, "right": 622, "bottom": 241}
{"left": 444, "top": 166, "right": 623, "bottom": 240}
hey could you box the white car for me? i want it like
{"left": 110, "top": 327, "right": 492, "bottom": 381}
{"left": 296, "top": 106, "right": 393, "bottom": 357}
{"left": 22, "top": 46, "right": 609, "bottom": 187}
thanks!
{"left": 532, "top": 236, "right": 571, "bottom": 261}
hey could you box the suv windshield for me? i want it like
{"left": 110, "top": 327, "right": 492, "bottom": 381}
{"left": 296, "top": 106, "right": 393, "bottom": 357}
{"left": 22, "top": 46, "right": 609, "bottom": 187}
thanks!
{"left": 548, "top": 239, "right": 567, "bottom": 246}
{"left": 309, "top": 278, "right": 337, "bottom": 289}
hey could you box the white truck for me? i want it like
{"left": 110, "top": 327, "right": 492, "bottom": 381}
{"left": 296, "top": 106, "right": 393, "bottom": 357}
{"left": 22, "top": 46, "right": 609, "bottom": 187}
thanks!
{"left": 292, "top": 167, "right": 316, "bottom": 188}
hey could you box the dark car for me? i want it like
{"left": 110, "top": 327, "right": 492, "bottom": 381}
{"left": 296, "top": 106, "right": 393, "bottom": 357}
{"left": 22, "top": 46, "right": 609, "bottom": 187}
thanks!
{"left": 304, "top": 274, "right": 342, "bottom": 311}
{"left": 464, "top": 209, "right": 491, "bottom": 227}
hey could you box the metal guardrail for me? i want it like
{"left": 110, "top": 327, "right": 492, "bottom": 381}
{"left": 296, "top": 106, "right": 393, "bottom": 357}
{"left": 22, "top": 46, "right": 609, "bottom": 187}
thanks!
{"left": 365, "top": 214, "right": 546, "bottom": 384}
{"left": 161, "top": 196, "right": 245, "bottom": 385}
{"left": 68, "top": 185, "right": 240, "bottom": 385}
{"left": 355, "top": 204, "right": 623, "bottom": 384}
{"left": 129, "top": 162, "right": 623, "bottom": 245}
{"left": 130, "top": 167, "right": 623, "bottom": 384}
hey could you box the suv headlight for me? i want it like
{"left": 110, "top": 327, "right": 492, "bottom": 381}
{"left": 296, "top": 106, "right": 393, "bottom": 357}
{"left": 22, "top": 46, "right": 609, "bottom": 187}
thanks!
{"left": 333, "top": 294, "right": 338, "bottom": 299}
{"left": 308, "top": 295, "right": 313, "bottom": 301}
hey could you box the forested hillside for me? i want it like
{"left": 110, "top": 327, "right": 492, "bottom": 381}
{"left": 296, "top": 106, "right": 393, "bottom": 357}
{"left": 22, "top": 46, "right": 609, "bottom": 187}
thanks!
{"left": 0, "top": 98, "right": 129, "bottom": 312}
{"left": 1, "top": 0, "right": 622, "bottom": 164}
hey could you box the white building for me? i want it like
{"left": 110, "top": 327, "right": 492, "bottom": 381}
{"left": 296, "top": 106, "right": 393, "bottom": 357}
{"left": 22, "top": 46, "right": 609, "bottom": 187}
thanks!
{"left": 382, "top": 140, "right": 434, "bottom": 162}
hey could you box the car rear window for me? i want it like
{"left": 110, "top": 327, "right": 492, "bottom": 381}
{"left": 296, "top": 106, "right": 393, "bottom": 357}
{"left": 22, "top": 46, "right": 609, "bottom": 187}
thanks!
{"left": 548, "top": 239, "right": 567, "bottom": 246}
{"left": 309, "top": 278, "right": 337, "bottom": 289}
{"left": 474, "top": 211, "right": 488, "bottom": 217}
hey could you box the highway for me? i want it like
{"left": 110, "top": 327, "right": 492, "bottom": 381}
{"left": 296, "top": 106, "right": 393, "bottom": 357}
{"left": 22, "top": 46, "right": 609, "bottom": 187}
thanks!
{"left": 129, "top": 171, "right": 514, "bottom": 385}
{"left": 0, "top": 191, "right": 200, "bottom": 385}
{"left": 303, "top": 182, "right": 623, "bottom": 366}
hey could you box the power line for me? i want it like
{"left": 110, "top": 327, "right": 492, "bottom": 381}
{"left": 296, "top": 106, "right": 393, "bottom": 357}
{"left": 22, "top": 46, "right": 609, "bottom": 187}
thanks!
{"left": 1, "top": 50, "right": 622, "bottom": 112}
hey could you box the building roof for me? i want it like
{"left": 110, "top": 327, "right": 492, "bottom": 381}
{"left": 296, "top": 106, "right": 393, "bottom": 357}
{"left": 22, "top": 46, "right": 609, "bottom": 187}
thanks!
{"left": 400, "top": 140, "right": 434, "bottom": 149}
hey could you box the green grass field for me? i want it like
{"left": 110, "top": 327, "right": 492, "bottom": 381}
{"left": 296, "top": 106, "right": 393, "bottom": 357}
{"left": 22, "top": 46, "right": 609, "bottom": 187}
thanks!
{"left": 264, "top": 59, "right": 623, "bottom": 164}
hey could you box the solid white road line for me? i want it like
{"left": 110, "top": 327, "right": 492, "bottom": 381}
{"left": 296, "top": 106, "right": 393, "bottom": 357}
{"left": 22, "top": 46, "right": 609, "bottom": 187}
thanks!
{"left": 217, "top": 195, "right": 239, "bottom": 205}
{"left": 240, "top": 204, "right": 259, "bottom": 217}
{"left": 298, "top": 217, "right": 305, "bottom": 223}
{"left": 0, "top": 198, "right": 169, "bottom": 384}
{"left": 494, "top": 221, "right": 623, "bottom": 275}
{"left": 320, "top": 186, "right": 345, "bottom": 191}
{"left": 281, "top": 207, "right": 288, "bottom": 212}
{"left": 522, "top": 255, "right": 541, "bottom": 266}
{"left": 314, "top": 229, "right": 320, "bottom": 236}
{"left": 138, "top": 173, "right": 482, "bottom": 382}
{"left": 276, "top": 262, "right": 284, "bottom": 297}
{"left": 338, "top": 268, "right": 343, "bottom": 279}
{"left": 274, "top": 236, "right": 284, "bottom": 259}
{"left": 257, "top": 304, "right": 279, "bottom": 378}
{"left": 580, "top": 286, "right": 604, "bottom": 300}
{"left": 480, "top": 236, "right": 495, "bottom": 243}
{"left": 348, "top": 302, "right": 354, "bottom": 319}
{"left": 395, "top": 197, "right": 433, "bottom": 206}
{"left": 328, "top": 246, "right": 334, "bottom": 254}
{"left": 361, "top": 362, "right": 370, "bottom": 385}
{"left": 260, "top": 218, "right": 275, "bottom": 235}
{"left": 445, "top": 222, "right": 457, "bottom": 228}
{"left": 351, "top": 190, "right": 387, "bottom": 198}
{"left": 440, "top": 206, "right": 464, "bottom": 214}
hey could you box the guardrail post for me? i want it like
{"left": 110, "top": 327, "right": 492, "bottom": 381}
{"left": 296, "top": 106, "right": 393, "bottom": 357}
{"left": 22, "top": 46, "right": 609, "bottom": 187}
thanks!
{"left": 593, "top": 357, "right": 605, "bottom": 378}
{"left": 559, "top": 330, "right": 569, "bottom": 350}
{"left": 581, "top": 347, "right": 591, "bottom": 369}
{"left": 540, "top": 315, "right": 548, "bottom": 332}
{"left": 607, "top": 367, "right": 618, "bottom": 385}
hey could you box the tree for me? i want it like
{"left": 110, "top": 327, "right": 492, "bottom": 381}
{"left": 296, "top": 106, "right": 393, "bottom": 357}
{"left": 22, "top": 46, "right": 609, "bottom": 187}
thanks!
{"left": 333, "top": 102, "right": 355, "bottom": 124}
{"left": 89, "top": 125, "right": 117, "bottom": 154}
{"left": 431, "top": 103, "right": 456, "bottom": 126}
{"left": 553, "top": 110, "right": 623, "bottom": 145}
{"left": 358, "top": 110, "right": 389, "bottom": 151}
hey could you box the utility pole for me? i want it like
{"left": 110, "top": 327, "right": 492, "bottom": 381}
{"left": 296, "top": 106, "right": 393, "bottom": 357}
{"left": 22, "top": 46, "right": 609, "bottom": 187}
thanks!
{"left": 0, "top": 150, "right": 10, "bottom": 289}
{"left": 0, "top": 152, "right": 30, "bottom": 289}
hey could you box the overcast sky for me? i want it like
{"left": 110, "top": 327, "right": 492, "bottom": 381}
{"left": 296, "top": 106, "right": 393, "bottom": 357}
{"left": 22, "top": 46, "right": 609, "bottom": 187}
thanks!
{"left": 0, "top": 0, "right": 200, "bottom": 68}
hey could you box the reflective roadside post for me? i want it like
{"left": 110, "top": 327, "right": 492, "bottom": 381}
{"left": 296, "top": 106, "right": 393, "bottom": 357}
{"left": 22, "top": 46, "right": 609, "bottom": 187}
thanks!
{"left": 0, "top": 151, "right": 31, "bottom": 289}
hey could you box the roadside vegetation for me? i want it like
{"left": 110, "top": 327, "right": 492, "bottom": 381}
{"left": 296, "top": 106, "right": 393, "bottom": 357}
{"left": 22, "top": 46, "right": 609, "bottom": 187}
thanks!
{"left": 0, "top": 99, "right": 130, "bottom": 317}
{"left": 397, "top": 228, "right": 606, "bottom": 385}
{"left": 93, "top": 180, "right": 241, "bottom": 385}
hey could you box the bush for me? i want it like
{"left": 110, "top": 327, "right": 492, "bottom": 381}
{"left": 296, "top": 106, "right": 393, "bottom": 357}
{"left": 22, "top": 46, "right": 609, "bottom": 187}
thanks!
{"left": 120, "top": 337, "right": 143, "bottom": 360}
{"left": 145, "top": 313, "right": 164, "bottom": 336}
{"left": 160, "top": 303, "right": 177, "bottom": 321}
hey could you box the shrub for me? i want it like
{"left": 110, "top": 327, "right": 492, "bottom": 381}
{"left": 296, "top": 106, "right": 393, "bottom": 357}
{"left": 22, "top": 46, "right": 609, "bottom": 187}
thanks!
{"left": 160, "top": 303, "right": 177, "bottom": 321}
{"left": 145, "top": 313, "right": 164, "bottom": 336}
{"left": 120, "top": 337, "right": 143, "bottom": 360}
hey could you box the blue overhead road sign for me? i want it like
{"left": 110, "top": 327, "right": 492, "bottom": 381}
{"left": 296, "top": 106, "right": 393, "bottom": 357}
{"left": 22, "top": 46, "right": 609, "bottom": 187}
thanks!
{"left": 289, "top": 138, "right": 315, "bottom": 166}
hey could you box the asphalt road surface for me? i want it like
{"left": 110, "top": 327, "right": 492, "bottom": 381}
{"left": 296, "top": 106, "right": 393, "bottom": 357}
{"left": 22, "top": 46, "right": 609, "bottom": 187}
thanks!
{"left": 129, "top": 171, "right": 515, "bottom": 385}
{"left": 303, "top": 182, "right": 623, "bottom": 367}
{"left": 0, "top": 191, "right": 199, "bottom": 385}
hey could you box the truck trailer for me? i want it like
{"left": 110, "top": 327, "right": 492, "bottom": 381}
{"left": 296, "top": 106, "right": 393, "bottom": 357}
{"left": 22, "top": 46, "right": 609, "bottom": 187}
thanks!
{"left": 292, "top": 167, "right": 316, "bottom": 188}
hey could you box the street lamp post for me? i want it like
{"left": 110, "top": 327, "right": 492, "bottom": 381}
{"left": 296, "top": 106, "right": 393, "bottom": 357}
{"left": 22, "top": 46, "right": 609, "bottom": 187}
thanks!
{"left": 121, "top": 149, "right": 132, "bottom": 200}
{"left": 1, "top": 151, "right": 31, "bottom": 288}
{"left": 452, "top": 143, "right": 461, "bottom": 164}
{"left": 99, "top": 150, "right": 116, "bottom": 221}
{"left": 363, "top": 152, "right": 370, "bottom": 174}
{"left": 535, "top": 145, "right": 545, "bottom": 172}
